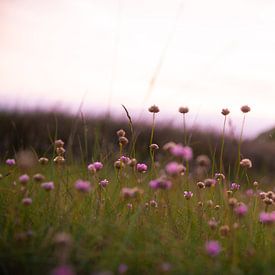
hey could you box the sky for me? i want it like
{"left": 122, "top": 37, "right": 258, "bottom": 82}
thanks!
{"left": 0, "top": 0, "right": 275, "bottom": 137}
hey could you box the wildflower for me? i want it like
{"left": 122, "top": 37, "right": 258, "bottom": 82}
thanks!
{"left": 197, "top": 181, "right": 205, "bottom": 189}
{"left": 228, "top": 198, "right": 238, "bottom": 207}
{"left": 221, "top": 108, "right": 230, "bottom": 116}
{"left": 240, "top": 158, "right": 252, "bottom": 169}
{"left": 215, "top": 205, "right": 220, "bottom": 210}
{"left": 149, "top": 143, "right": 159, "bottom": 150}
{"left": 219, "top": 225, "right": 230, "bottom": 237}
{"left": 208, "top": 219, "right": 218, "bottom": 230}
{"left": 160, "top": 262, "right": 172, "bottom": 272}
{"left": 6, "top": 158, "right": 16, "bottom": 166}
{"left": 214, "top": 173, "right": 226, "bottom": 181}
{"left": 234, "top": 203, "right": 248, "bottom": 217}
{"left": 55, "top": 139, "right": 65, "bottom": 148}
{"left": 196, "top": 155, "right": 211, "bottom": 167}
{"left": 204, "top": 178, "right": 216, "bottom": 188}
{"left": 150, "top": 200, "right": 158, "bottom": 208}
{"left": 230, "top": 183, "right": 240, "bottom": 191}
{"left": 149, "top": 178, "right": 172, "bottom": 190}
{"left": 241, "top": 105, "right": 251, "bottom": 113}
{"left": 259, "top": 211, "right": 275, "bottom": 224}
{"left": 136, "top": 163, "right": 148, "bottom": 173}
{"left": 88, "top": 162, "right": 103, "bottom": 173}
{"left": 41, "top": 181, "right": 54, "bottom": 191}
{"left": 18, "top": 174, "right": 30, "bottom": 185}
{"left": 129, "top": 158, "right": 137, "bottom": 167}
{"left": 51, "top": 265, "right": 75, "bottom": 275}
{"left": 206, "top": 200, "right": 214, "bottom": 207}
{"left": 39, "top": 157, "right": 49, "bottom": 165}
{"left": 205, "top": 240, "right": 221, "bottom": 257}
{"left": 75, "top": 180, "right": 91, "bottom": 193}
{"left": 99, "top": 179, "right": 109, "bottom": 188}
{"left": 183, "top": 191, "right": 193, "bottom": 200}
{"left": 22, "top": 197, "right": 32, "bottom": 206}
{"left": 114, "top": 160, "right": 125, "bottom": 170}
{"left": 179, "top": 106, "right": 189, "bottom": 114}
{"left": 116, "top": 129, "right": 126, "bottom": 137}
{"left": 165, "top": 162, "right": 185, "bottom": 176}
{"left": 163, "top": 142, "right": 176, "bottom": 151}
{"left": 53, "top": 156, "right": 65, "bottom": 164}
{"left": 33, "top": 173, "right": 45, "bottom": 182}
{"left": 246, "top": 189, "right": 254, "bottom": 197}
{"left": 56, "top": 147, "right": 66, "bottom": 156}
{"left": 127, "top": 203, "right": 133, "bottom": 210}
{"left": 119, "top": 136, "right": 129, "bottom": 146}
{"left": 148, "top": 105, "right": 160, "bottom": 113}
{"left": 263, "top": 197, "right": 273, "bottom": 205}
{"left": 54, "top": 232, "right": 72, "bottom": 247}
{"left": 170, "top": 144, "right": 193, "bottom": 160}
{"left": 118, "top": 263, "right": 128, "bottom": 274}
{"left": 119, "top": 156, "right": 131, "bottom": 164}
{"left": 16, "top": 150, "right": 36, "bottom": 170}
{"left": 121, "top": 187, "right": 143, "bottom": 198}
{"left": 253, "top": 181, "right": 259, "bottom": 187}
{"left": 259, "top": 192, "right": 266, "bottom": 200}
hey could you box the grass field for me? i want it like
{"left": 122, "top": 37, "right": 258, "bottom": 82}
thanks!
{"left": 0, "top": 106, "right": 274, "bottom": 275}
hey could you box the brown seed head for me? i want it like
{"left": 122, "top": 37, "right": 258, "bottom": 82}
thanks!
{"left": 241, "top": 105, "right": 251, "bottom": 113}
{"left": 240, "top": 158, "right": 252, "bottom": 169}
{"left": 179, "top": 106, "right": 189, "bottom": 114}
{"left": 55, "top": 139, "right": 64, "bottom": 148}
{"left": 119, "top": 136, "right": 129, "bottom": 146}
{"left": 116, "top": 129, "right": 126, "bottom": 137}
{"left": 221, "top": 108, "right": 230, "bottom": 116}
{"left": 219, "top": 225, "right": 230, "bottom": 236}
{"left": 148, "top": 105, "right": 160, "bottom": 113}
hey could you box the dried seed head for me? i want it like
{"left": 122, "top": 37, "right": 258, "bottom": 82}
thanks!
{"left": 259, "top": 192, "right": 266, "bottom": 200}
{"left": 240, "top": 158, "right": 252, "bottom": 169}
{"left": 148, "top": 105, "right": 160, "bottom": 113}
{"left": 206, "top": 200, "right": 214, "bottom": 207}
{"left": 228, "top": 197, "right": 238, "bottom": 207}
{"left": 219, "top": 225, "right": 230, "bottom": 237}
{"left": 55, "top": 139, "right": 64, "bottom": 148}
{"left": 116, "top": 129, "right": 126, "bottom": 137}
{"left": 253, "top": 181, "right": 259, "bottom": 187}
{"left": 179, "top": 106, "right": 189, "bottom": 114}
{"left": 198, "top": 201, "right": 204, "bottom": 207}
{"left": 266, "top": 191, "right": 274, "bottom": 199}
{"left": 208, "top": 219, "right": 218, "bottom": 230}
{"left": 214, "top": 173, "right": 226, "bottom": 181}
{"left": 129, "top": 158, "right": 137, "bottom": 167}
{"left": 221, "top": 108, "right": 230, "bottom": 116}
{"left": 119, "top": 136, "right": 129, "bottom": 146}
{"left": 39, "top": 157, "right": 49, "bottom": 165}
{"left": 53, "top": 156, "right": 65, "bottom": 165}
{"left": 150, "top": 143, "right": 159, "bottom": 150}
{"left": 263, "top": 197, "right": 273, "bottom": 205}
{"left": 114, "top": 160, "right": 125, "bottom": 169}
{"left": 197, "top": 181, "right": 205, "bottom": 189}
{"left": 33, "top": 173, "right": 45, "bottom": 182}
{"left": 56, "top": 147, "right": 66, "bottom": 156}
{"left": 215, "top": 205, "right": 220, "bottom": 210}
{"left": 241, "top": 105, "right": 251, "bottom": 113}
{"left": 196, "top": 155, "right": 211, "bottom": 167}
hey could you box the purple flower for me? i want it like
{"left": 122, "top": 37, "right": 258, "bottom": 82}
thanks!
{"left": 259, "top": 211, "right": 275, "bottom": 224}
{"left": 234, "top": 203, "right": 248, "bottom": 217}
{"left": 183, "top": 191, "right": 193, "bottom": 200}
{"left": 19, "top": 174, "right": 30, "bottom": 185}
{"left": 245, "top": 189, "right": 254, "bottom": 197}
{"left": 75, "top": 179, "right": 91, "bottom": 193}
{"left": 87, "top": 161, "right": 103, "bottom": 173}
{"left": 119, "top": 156, "right": 131, "bottom": 164}
{"left": 99, "top": 179, "right": 109, "bottom": 188}
{"left": 41, "top": 181, "right": 55, "bottom": 191}
{"left": 205, "top": 240, "right": 221, "bottom": 257}
{"left": 51, "top": 265, "right": 75, "bottom": 275}
{"left": 6, "top": 158, "right": 16, "bottom": 166}
{"left": 165, "top": 162, "right": 185, "bottom": 176}
{"left": 170, "top": 144, "right": 193, "bottom": 160}
{"left": 136, "top": 163, "right": 148, "bottom": 173}
{"left": 22, "top": 197, "right": 32, "bottom": 206}
{"left": 230, "top": 183, "right": 240, "bottom": 191}
{"left": 149, "top": 178, "right": 172, "bottom": 190}
{"left": 118, "top": 263, "right": 128, "bottom": 274}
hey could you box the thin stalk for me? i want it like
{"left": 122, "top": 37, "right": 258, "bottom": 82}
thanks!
{"left": 219, "top": 115, "right": 227, "bottom": 173}
{"left": 236, "top": 115, "right": 246, "bottom": 179}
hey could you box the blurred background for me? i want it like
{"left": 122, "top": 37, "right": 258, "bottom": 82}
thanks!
{"left": 1, "top": 0, "right": 275, "bottom": 178}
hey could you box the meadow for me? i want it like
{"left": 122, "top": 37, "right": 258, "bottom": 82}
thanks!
{"left": 0, "top": 105, "right": 274, "bottom": 275}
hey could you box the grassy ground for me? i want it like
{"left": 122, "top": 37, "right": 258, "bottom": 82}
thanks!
{"left": 0, "top": 108, "right": 275, "bottom": 275}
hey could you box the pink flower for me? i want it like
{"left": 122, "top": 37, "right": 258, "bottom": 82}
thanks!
{"left": 99, "top": 179, "right": 109, "bottom": 188}
{"left": 205, "top": 240, "right": 221, "bottom": 257}
{"left": 6, "top": 158, "right": 16, "bottom": 166}
{"left": 259, "top": 211, "right": 275, "bottom": 224}
{"left": 118, "top": 263, "right": 128, "bottom": 274}
{"left": 234, "top": 203, "right": 248, "bottom": 217}
{"left": 22, "top": 197, "right": 32, "bottom": 206}
{"left": 149, "top": 178, "right": 172, "bottom": 190}
{"left": 88, "top": 161, "right": 103, "bottom": 173}
{"left": 230, "top": 183, "right": 240, "bottom": 191}
{"left": 165, "top": 162, "right": 185, "bottom": 176}
{"left": 75, "top": 179, "right": 91, "bottom": 193}
{"left": 183, "top": 191, "right": 193, "bottom": 200}
{"left": 170, "top": 144, "right": 193, "bottom": 160}
{"left": 51, "top": 265, "right": 75, "bottom": 275}
{"left": 136, "top": 163, "right": 147, "bottom": 173}
{"left": 19, "top": 174, "right": 30, "bottom": 185}
{"left": 41, "top": 181, "right": 54, "bottom": 191}
{"left": 119, "top": 156, "right": 131, "bottom": 164}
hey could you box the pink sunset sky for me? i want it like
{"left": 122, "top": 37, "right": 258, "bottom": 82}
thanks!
{"left": 0, "top": 0, "right": 275, "bottom": 137}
